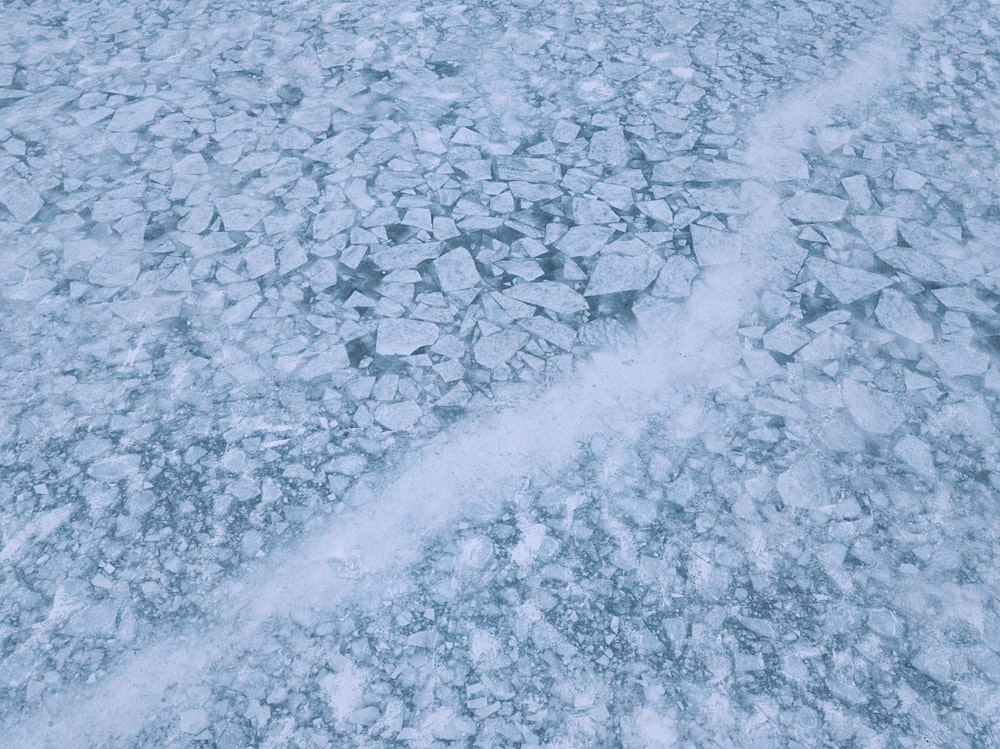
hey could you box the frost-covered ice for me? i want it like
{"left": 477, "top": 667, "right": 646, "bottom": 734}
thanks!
{"left": 2, "top": 0, "right": 1000, "bottom": 746}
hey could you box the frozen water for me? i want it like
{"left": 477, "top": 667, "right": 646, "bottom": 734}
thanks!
{"left": 3, "top": 0, "right": 999, "bottom": 746}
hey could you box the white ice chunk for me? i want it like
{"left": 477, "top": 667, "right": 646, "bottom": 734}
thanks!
{"left": 925, "top": 343, "right": 989, "bottom": 377}
{"left": 690, "top": 225, "right": 737, "bottom": 266}
{"left": 893, "top": 169, "right": 926, "bottom": 191}
{"left": 433, "top": 248, "right": 480, "bottom": 291}
{"left": 875, "top": 289, "right": 933, "bottom": 342}
{"left": 473, "top": 329, "right": 529, "bottom": 368}
{"left": 107, "top": 98, "right": 163, "bottom": 132}
{"left": 762, "top": 321, "right": 810, "bottom": 355}
{"left": 555, "top": 225, "right": 614, "bottom": 257}
{"left": 894, "top": 435, "right": 935, "bottom": 477}
{"left": 841, "top": 174, "right": 872, "bottom": 211}
{"left": 652, "top": 255, "right": 698, "bottom": 298}
{"left": 777, "top": 457, "right": 830, "bottom": 509}
{"left": 782, "top": 192, "right": 847, "bottom": 223}
{"left": 0, "top": 178, "right": 43, "bottom": 222}
{"left": 376, "top": 319, "right": 439, "bottom": 355}
{"left": 313, "top": 208, "right": 356, "bottom": 240}
{"left": 931, "top": 287, "right": 995, "bottom": 316}
{"left": 504, "top": 281, "right": 589, "bottom": 315}
{"left": 373, "top": 401, "right": 422, "bottom": 431}
{"left": 572, "top": 197, "right": 619, "bottom": 224}
{"left": 304, "top": 130, "right": 367, "bottom": 164}
{"left": 215, "top": 196, "right": 269, "bottom": 231}
{"left": 588, "top": 126, "right": 629, "bottom": 165}
{"left": 852, "top": 215, "right": 897, "bottom": 250}
{"left": 807, "top": 258, "right": 891, "bottom": 304}
{"left": 841, "top": 379, "right": 904, "bottom": 434}
{"left": 584, "top": 253, "right": 663, "bottom": 296}
{"left": 89, "top": 253, "right": 141, "bottom": 287}
{"left": 496, "top": 157, "right": 561, "bottom": 183}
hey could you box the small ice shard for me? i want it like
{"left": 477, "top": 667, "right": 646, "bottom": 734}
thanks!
{"left": 433, "top": 248, "right": 480, "bottom": 291}
{"left": 875, "top": 289, "right": 933, "bottom": 343}
{"left": 376, "top": 319, "right": 439, "bottom": 356}
{"left": 807, "top": 258, "right": 891, "bottom": 304}
{"left": 777, "top": 457, "right": 830, "bottom": 509}
{"left": 473, "top": 329, "right": 529, "bottom": 368}
{"left": 584, "top": 253, "right": 663, "bottom": 296}
{"left": 504, "top": 281, "right": 589, "bottom": 315}
{"left": 841, "top": 379, "right": 904, "bottom": 434}
{"left": 782, "top": 192, "right": 847, "bottom": 223}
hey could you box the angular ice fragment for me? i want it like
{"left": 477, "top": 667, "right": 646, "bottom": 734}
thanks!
{"left": 852, "top": 215, "right": 897, "bottom": 250}
{"left": 515, "top": 317, "right": 573, "bottom": 352}
{"left": 584, "top": 253, "right": 663, "bottom": 296}
{"left": 931, "top": 287, "right": 995, "bottom": 316}
{"left": 0, "top": 178, "right": 43, "bottom": 222}
{"left": 555, "top": 225, "right": 614, "bottom": 257}
{"left": 496, "top": 157, "right": 560, "bottom": 183}
{"left": 652, "top": 255, "right": 698, "bottom": 298}
{"left": 244, "top": 244, "right": 275, "bottom": 278}
{"left": 776, "top": 457, "right": 830, "bottom": 509}
{"left": 782, "top": 192, "right": 847, "bottom": 223}
{"left": 373, "top": 401, "right": 422, "bottom": 431}
{"left": 313, "top": 208, "right": 356, "bottom": 240}
{"left": 894, "top": 435, "right": 935, "bottom": 477}
{"left": 371, "top": 242, "right": 441, "bottom": 270}
{"left": 893, "top": 169, "right": 926, "bottom": 191}
{"left": 841, "top": 379, "right": 904, "bottom": 434}
{"left": 925, "top": 343, "right": 989, "bottom": 377}
{"left": 89, "top": 253, "right": 141, "bottom": 287}
{"left": 215, "top": 196, "right": 269, "bottom": 231}
{"left": 806, "top": 258, "right": 891, "bottom": 304}
{"left": 107, "top": 98, "right": 163, "bottom": 131}
{"left": 572, "top": 197, "right": 618, "bottom": 224}
{"left": 433, "top": 247, "right": 480, "bottom": 291}
{"left": 588, "top": 126, "right": 629, "bottom": 166}
{"left": 376, "top": 319, "right": 439, "bottom": 355}
{"left": 840, "top": 174, "right": 872, "bottom": 211}
{"left": 504, "top": 281, "right": 589, "bottom": 315}
{"left": 762, "top": 321, "right": 810, "bottom": 355}
{"left": 689, "top": 225, "right": 736, "bottom": 266}
{"left": 304, "top": 130, "right": 367, "bottom": 163}
{"left": 473, "top": 329, "right": 529, "bottom": 368}
{"left": 875, "top": 289, "right": 933, "bottom": 343}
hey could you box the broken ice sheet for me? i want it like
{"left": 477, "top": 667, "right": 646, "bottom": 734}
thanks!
{"left": 503, "top": 281, "right": 589, "bottom": 316}
{"left": 584, "top": 253, "right": 664, "bottom": 296}
{"left": 376, "top": 319, "right": 439, "bottom": 356}
{"left": 807, "top": 257, "right": 891, "bottom": 304}
{"left": 0, "top": 178, "right": 43, "bottom": 222}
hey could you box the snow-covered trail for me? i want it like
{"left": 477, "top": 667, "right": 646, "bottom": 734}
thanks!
{"left": 1, "top": 0, "right": 943, "bottom": 745}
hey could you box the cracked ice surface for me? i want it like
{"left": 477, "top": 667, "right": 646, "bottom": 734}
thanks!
{"left": 2, "top": 0, "right": 1000, "bottom": 745}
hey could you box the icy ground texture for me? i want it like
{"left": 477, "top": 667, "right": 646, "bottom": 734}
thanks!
{"left": 2, "top": 0, "right": 1000, "bottom": 744}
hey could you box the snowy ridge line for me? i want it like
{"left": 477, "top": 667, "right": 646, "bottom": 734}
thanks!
{"left": 1, "top": 0, "right": 936, "bottom": 745}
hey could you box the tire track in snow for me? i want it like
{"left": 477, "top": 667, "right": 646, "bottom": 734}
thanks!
{"left": 2, "top": 0, "right": 938, "bottom": 744}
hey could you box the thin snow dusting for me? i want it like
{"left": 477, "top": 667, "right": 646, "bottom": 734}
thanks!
{"left": 2, "top": 0, "right": 1000, "bottom": 746}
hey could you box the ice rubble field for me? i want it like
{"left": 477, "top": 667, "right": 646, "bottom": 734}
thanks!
{"left": 1, "top": 0, "right": 1000, "bottom": 745}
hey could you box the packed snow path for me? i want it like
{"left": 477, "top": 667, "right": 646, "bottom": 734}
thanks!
{"left": 2, "top": 0, "right": 1000, "bottom": 746}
